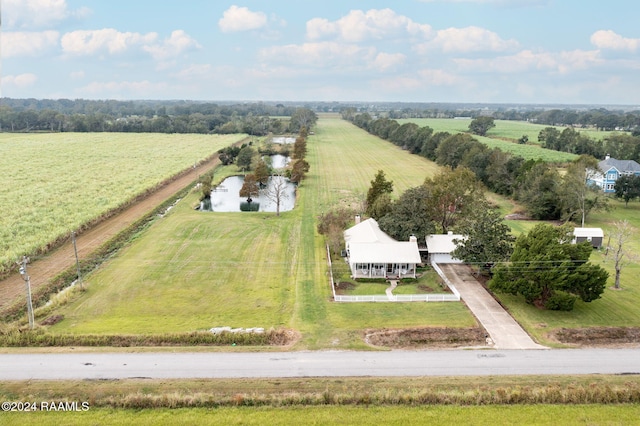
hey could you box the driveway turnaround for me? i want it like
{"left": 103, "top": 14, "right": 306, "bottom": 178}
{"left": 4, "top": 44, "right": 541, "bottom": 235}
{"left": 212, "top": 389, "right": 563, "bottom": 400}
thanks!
{"left": 439, "top": 264, "right": 546, "bottom": 350}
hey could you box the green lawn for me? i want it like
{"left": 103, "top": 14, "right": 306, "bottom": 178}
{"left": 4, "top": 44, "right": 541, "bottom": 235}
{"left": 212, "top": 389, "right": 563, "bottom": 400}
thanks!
{"left": 0, "top": 132, "right": 243, "bottom": 274}
{"left": 49, "top": 116, "right": 476, "bottom": 348}
{"left": 4, "top": 405, "right": 639, "bottom": 426}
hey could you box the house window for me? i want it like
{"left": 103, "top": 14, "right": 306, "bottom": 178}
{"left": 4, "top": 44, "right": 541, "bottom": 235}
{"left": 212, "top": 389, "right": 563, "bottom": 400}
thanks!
{"left": 608, "top": 173, "right": 617, "bottom": 180}
{"left": 607, "top": 184, "right": 615, "bottom": 190}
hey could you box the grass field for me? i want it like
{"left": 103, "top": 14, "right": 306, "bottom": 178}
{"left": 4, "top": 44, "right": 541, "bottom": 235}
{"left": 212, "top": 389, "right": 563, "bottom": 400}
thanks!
{"left": 4, "top": 405, "right": 640, "bottom": 425}
{"left": 397, "top": 118, "right": 579, "bottom": 162}
{"left": 496, "top": 198, "right": 640, "bottom": 344}
{"left": 0, "top": 133, "right": 243, "bottom": 274}
{"left": 2, "top": 375, "right": 639, "bottom": 425}
{"left": 49, "top": 115, "right": 476, "bottom": 348}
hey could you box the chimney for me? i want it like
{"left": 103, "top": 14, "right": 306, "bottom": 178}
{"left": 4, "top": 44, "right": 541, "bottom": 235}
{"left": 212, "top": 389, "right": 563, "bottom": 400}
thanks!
{"left": 447, "top": 231, "right": 453, "bottom": 236}
{"left": 605, "top": 154, "right": 610, "bottom": 160}
{"left": 355, "top": 215, "right": 361, "bottom": 224}
{"left": 409, "top": 235, "right": 417, "bottom": 243}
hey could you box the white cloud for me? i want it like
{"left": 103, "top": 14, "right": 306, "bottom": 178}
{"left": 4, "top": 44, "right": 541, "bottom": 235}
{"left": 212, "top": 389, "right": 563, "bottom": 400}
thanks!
{"left": 306, "top": 9, "right": 431, "bottom": 42}
{"left": 371, "top": 52, "right": 406, "bottom": 71}
{"left": 218, "top": 5, "right": 268, "bottom": 33}
{"left": 454, "top": 49, "right": 602, "bottom": 74}
{"left": 1, "top": 31, "right": 59, "bottom": 58}
{"left": 173, "top": 64, "right": 212, "bottom": 79}
{"left": 422, "top": 26, "right": 519, "bottom": 53}
{"left": 373, "top": 68, "right": 462, "bottom": 93}
{"left": 4, "top": 0, "right": 90, "bottom": 29}
{"left": 78, "top": 80, "right": 169, "bottom": 97}
{"left": 70, "top": 70, "right": 85, "bottom": 80}
{"left": 61, "top": 29, "right": 158, "bottom": 56}
{"left": 143, "top": 30, "right": 201, "bottom": 61}
{"left": 2, "top": 73, "right": 38, "bottom": 88}
{"left": 591, "top": 30, "right": 640, "bottom": 52}
{"left": 259, "top": 42, "right": 377, "bottom": 69}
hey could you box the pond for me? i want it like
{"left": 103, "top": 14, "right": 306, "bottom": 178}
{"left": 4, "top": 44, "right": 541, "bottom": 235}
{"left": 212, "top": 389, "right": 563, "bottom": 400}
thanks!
{"left": 267, "top": 154, "right": 290, "bottom": 169}
{"left": 202, "top": 175, "right": 296, "bottom": 212}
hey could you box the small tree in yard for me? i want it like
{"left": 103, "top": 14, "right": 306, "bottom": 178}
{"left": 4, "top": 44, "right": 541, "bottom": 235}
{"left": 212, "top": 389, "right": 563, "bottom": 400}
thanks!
{"left": 607, "top": 220, "right": 637, "bottom": 289}
{"left": 262, "top": 173, "right": 289, "bottom": 216}
{"left": 489, "top": 223, "right": 608, "bottom": 311}
{"left": 317, "top": 207, "right": 355, "bottom": 256}
{"left": 365, "top": 170, "right": 393, "bottom": 219}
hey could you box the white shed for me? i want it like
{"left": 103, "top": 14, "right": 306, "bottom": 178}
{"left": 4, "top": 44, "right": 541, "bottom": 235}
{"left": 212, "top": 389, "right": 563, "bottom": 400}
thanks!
{"left": 573, "top": 227, "right": 604, "bottom": 248}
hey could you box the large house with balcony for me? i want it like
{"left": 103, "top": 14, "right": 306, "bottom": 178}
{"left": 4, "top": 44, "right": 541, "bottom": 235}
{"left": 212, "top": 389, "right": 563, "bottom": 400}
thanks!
{"left": 588, "top": 156, "right": 640, "bottom": 193}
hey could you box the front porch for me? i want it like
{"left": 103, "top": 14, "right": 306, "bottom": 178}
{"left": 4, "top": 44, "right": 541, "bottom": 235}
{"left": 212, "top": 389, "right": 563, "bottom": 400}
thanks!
{"left": 350, "top": 262, "right": 416, "bottom": 279}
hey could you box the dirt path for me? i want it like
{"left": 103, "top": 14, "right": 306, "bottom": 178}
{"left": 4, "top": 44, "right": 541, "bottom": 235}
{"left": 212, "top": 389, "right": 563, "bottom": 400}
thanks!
{"left": 0, "top": 152, "right": 227, "bottom": 317}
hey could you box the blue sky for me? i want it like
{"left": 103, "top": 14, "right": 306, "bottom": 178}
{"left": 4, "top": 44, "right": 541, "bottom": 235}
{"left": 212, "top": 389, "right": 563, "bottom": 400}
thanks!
{"left": 3, "top": 0, "right": 640, "bottom": 104}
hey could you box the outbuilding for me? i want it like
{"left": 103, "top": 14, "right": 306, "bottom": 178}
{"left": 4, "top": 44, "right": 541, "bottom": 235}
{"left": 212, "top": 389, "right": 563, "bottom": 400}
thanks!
{"left": 573, "top": 227, "right": 604, "bottom": 248}
{"left": 425, "top": 232, "right": 465, "bottom": 264}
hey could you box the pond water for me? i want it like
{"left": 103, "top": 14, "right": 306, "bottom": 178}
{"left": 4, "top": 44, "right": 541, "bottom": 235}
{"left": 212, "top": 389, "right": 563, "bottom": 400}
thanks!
{"left": 267, "top": 154, "right": 290, "bottom": 169}
{"left": 203, "top": 175, "right": 296, "bottom": 212}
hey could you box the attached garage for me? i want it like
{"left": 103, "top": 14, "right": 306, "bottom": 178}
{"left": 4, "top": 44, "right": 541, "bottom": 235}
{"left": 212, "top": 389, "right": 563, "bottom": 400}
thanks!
{"left": 425, "top": 233, "right": 465, "bottom": 264}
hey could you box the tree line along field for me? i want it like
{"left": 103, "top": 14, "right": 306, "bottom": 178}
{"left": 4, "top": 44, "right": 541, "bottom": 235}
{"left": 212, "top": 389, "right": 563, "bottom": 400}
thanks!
{"left": 41, "top": 115, "right": 640, "bottom": 349}
{"left": 0, "top": 133, "right": 243, "bottom": 275}
{"left": 397, "top": 117, "right": 626, "bottom": 162}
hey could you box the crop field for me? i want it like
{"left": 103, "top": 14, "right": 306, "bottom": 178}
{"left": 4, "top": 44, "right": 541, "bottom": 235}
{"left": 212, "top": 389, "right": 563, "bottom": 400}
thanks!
{"left": 0, "top": 133, "right": 242, "bottom": 274}
{"left": 398, "top": 118, "right": 578, "bottom": 162}
{"left": 49, "top": 116, "right": 476, "bottom": 348}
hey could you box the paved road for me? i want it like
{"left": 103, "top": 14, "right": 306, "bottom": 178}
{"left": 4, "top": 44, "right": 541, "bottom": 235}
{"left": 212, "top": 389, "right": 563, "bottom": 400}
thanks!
{"left": 2, "top": 349, "right": 639, "bottom": 380}
{"left": 440, "top": 264, "right": 546, "bottom": 350}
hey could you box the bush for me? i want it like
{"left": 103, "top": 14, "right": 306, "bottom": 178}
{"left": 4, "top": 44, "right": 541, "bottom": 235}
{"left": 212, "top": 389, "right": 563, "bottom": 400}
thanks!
{"left": 545, "top": 291, "right": 577, "bottom": 311}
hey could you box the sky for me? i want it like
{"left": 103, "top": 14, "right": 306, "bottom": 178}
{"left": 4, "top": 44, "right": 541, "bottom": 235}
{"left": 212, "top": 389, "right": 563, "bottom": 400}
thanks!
{"left": 2, "top": 0, "right": 640, "bottom": 105}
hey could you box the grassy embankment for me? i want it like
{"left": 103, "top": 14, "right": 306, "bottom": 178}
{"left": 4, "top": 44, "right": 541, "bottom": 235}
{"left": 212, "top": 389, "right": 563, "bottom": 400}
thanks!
{"left": 2, "top": 375, "right": 640, "bottom": 425}
{"left": 44, "top": 116, "right": 476, "bottom": 349}
{"left": 0, "top": 133, "right": 242, "bottom": 275}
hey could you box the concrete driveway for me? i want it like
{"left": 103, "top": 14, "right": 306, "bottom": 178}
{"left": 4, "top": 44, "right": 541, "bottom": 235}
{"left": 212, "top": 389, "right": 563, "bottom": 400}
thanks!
{"left": 439, "top": 264, "right": 547, "bottom": 350}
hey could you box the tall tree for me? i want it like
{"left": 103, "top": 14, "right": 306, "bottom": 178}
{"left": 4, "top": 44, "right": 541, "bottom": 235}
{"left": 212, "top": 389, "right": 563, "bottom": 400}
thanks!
{"left": 289, "top": 108, "right": 317, "bottom": 132}
{"left": 378, "top": 185, "right": 435, "bottom": 241}
{"left": 560, "top": 155, "right": 609, "bottom": 227}
{"left": 262, "top": 173, "right": 289, "bottom": 216}
{"left": 424, "top": 167, "right": 485, "bottom": 234}
{"left": 365, "top": 170, "right": 394, "bottom": 218}
{"left": 239, "top": 173, "right": 260, "bottom": 202}
{"left": 452, "top": 205, "right": 515, "bottom": 275}
{"left": 236, "top": 146, "right": 255, "bottom": 171}
{"left": 607, "top": 220, "right": 636, "bottom": 289}
{"left": 489, "top": 224, "right": 608, "bottom": 310}
{"left": 468, "top": 116, "right": 495, "bottom": 136}
{"left": 253, "top": 158, "right": 270, "bottom": 186}
{"left": 614, "top": 174, "right": 640, "bottom": 206}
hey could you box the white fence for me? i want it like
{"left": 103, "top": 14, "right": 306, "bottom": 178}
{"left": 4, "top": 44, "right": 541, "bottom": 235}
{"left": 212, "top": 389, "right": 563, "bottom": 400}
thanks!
{"left": 334, "top": 294, "right": 459, "bottom": 302}
{"left": 327, "top": 245, "right": 461, "bottom": 303}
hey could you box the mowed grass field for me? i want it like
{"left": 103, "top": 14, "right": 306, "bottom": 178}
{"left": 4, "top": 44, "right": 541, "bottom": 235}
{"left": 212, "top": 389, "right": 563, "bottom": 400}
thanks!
{"left": 50, "top": 115, "right": 476, "bottom": 348}
{"left": 4, "top": 404, "right": 640, "bottom": 425}
{"left": 0, "top": 133, "right": 243, "bottom": 274}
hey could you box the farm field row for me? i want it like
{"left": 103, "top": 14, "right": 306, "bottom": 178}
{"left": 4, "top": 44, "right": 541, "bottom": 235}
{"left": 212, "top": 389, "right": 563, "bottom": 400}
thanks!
{"left": 0, "top": 133, "right": 242, "bottom": 274}
{"left": 49, "top": 116, "right": 476, "bottom": 348}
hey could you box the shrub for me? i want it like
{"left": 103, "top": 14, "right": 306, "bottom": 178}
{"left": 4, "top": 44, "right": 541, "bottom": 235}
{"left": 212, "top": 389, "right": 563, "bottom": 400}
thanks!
{"left": 545, "top": 291, "right": 577, "bottom": 311}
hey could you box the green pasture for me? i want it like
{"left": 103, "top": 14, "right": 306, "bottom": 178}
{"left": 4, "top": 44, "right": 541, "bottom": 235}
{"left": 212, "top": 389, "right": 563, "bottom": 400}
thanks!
{"left": 397, "top": 118, "right": 577, "bottom": 162}
{"left": 50, "top": 117, "right": 475, "bottom": 348}
{"left": 4, "top": 404, "right": 640, "bottom": 426}
{"left": 0, "top": 133, "right": 243, "bottom": 274}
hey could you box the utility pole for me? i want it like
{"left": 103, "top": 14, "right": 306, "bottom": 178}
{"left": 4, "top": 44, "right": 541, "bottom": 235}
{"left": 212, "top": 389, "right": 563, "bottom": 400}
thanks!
{"left": 18, "top": 256, "right": 35, "bottom": 329}
{"left": 71, "top": 231, "right": 82, "bottom": 289}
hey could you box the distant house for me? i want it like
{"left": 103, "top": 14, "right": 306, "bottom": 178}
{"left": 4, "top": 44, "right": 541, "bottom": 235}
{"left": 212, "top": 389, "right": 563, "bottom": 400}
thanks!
{"left": 589, "top": 155, "right": 640, "bottom": 193}
{"left": 572, "top": 227, "right": 604, "bottom": 249}
{"left": 343, "top": 217, "right": 421, "bottom": 279}
{"left": 425, "top": 232, "right": 465, "bottom": 264}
